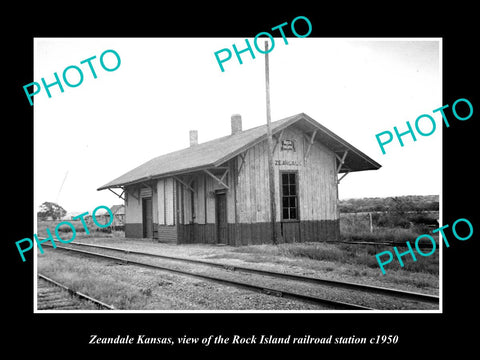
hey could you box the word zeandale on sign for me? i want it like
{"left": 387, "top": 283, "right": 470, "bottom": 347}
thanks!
{"left": 23, "top": 49, "right": 121, "bottom": 106}
{"left": 15, "top": 205, "right": 113, "bottom": 262}
{"left": 214, "top": 16, "right": 312, "bottom": 72}
{"left": 375, "top": 217, "right": 474, "bottom": 275}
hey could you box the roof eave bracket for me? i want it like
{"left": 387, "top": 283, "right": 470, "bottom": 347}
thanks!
{"left": 174, "top": 175, "right": 197, "bottom": 193}
{"left": 337, "top": 171, "right": 350, "bottom": 184}
{"left": 107, "top": 187, "right": 125, "bottom": 201}
{"left": 304, "top": 130, "right": 317, "bottom": 162}
{"left": 336, "top": 150, "right": 349, "bottom": 174}
{"left": 204, "top": 169, "right": 230, "bottom": 190}
{"left": 237, "top": 151, "right": 247, "bottom": 175}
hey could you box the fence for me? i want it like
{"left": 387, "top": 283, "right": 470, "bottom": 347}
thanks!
{"left": 339, "top": 211, "right": 439, "bottom": 247}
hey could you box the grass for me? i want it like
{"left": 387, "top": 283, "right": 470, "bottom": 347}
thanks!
{"left": 340, "top": 212, "right": 439, "bottom": 244}
{"left": 37, "top": 206, "right": 439, "bottom": 294}
{"left": 232, "top": 242, "right": 438, "bottom": 275}
{"left": 229, "top": 240, "right": 438, "bottom": 290}
{"left": 38, "top": 250, "right": 154, "bottom": 309}
{"left": 341, "top": 227, "right": 424, "bottom": 243}
{"left": 37, "top": 220, "right": 121, "bottom": 239}
{"left": 336, "top": 212, "right": 440, "bottom": 278}
{"left": 37, "top": 234, "right": 439, "bottom": 309}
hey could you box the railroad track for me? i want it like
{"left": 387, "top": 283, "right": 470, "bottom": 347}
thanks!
{"left": 37, "top": 273, "right": 115, "bottom": 310}
{"left": 42, "top": 244, "right": 370, "bottom": 310}
{"left": 40, "top": 242, "right": 439, "bottom": 310}
{"left": 68, "top": 241, "right": 439, "bottom": 304}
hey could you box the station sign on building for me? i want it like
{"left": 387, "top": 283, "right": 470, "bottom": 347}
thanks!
{"left": 98, "top": 113, "right": 380, "bottom": 245}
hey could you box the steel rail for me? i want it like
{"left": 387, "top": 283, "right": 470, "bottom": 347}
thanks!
{"left": 42, "top": 244, "right": 373, "bottom": 310}
{"left": 66, "top": 241, "right": 439, "bottom": 304}
{"left": 37, "top": 273, "right": 116, "bottom": 310}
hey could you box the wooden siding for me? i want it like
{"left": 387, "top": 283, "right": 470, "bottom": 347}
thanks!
{"left": 164, "top": 177, "right": 175, "bottom": 225}
{"left": 124, "top": 124, "right": 339, "bottom": 243}
{"left": 175, "top": 161, "right": 236, "bottom": 244}
{"left": 197, "top": 174, "right": 206, "bottom": 224}
{"left": 177, "top": 220, "right": 339, "bottom": 245}
{"left": 205, "top": 173, "right": 216, "bottom": 224}
{"left": 236, "top": 140, "right": 270, "bottom": 223}
{"left": 156, "top": 224, "right": 177, "bottom": 243}
{"left": 125, "top": 187, "right": 142, "bottom": 223}
{"left": 155, "top": 178, "right": 175, "bottom": 225}
{"left": 175, "top": 163, "right": 235, "bottom": 227}
{"left": 140, "top": 187, "right": 152, "bottom": 198}
{"left": 236, "top": 125, "right": 338, "bottom": 224}
{"left": 178, "top": 224, "right": 216, "bottom": 244}
{"left": 226, "top": 160, "right": 236, "bottom": 223}
{"left": 157, "top": 179, "right": 165, "bottom": 225}
{"left": 125, "top": 223, "right": 142, "bottom": 238}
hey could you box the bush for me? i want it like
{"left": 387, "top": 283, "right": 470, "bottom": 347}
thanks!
{"left": 38, "top": 219, "right": 113, "bottom": 236}
{"left": 375, "top": 213, "right": 411, "bottom": 228}
{"left": 286, "top": 244, "right": 347, "bottom": 262}
{"left": 283, "top": 242, "right": 439, "bottom": 275}
{"left": 341, "top": 227, "right": 429, "bottom": 244}
{"left": 409, "top": 214, "right": 438, "bottom": 226}
{"left": 56, "top": 224, "right": 85, "bottom": 233}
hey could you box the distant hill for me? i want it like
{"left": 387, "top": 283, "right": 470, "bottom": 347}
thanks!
{"left": 339, "top": 195, "right": 439, "bottom": 213}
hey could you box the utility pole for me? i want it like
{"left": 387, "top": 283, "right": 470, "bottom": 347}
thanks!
{"left": 56, "top": 170, "right": 69, "bottom": 204}
{"left": 264, "top": 41, "right": 277, "bottom": 245}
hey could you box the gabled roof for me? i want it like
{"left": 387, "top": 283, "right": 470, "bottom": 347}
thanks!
{"left": 98, "top": 113, "right": 380, "bottom": 190}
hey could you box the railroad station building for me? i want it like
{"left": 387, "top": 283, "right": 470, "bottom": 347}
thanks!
{"left": 98, "top": 113, "right": 380, "bottom": 245}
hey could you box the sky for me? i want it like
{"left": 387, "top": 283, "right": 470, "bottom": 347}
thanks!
{"left": 34, "top": 37, "right": 441, "bottom": 215}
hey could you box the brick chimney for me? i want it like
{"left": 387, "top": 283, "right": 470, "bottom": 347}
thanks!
{"left": 231, "top": 114, "right": 242, "bottom": 135}
{"left": 189, "top": 130, "right": 198, "bottom": 146}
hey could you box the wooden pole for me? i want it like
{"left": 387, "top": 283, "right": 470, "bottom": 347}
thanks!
{"left": 265, "top": 41, "right": 277, "bottom": 245}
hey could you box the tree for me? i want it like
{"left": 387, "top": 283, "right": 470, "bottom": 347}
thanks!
{"left": 37, "top": 202, "right": 67, "bottom": 221}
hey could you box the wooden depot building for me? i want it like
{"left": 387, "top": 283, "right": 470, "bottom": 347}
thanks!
{"left": 98, "top": 113, "right": 380, "bottom": 245}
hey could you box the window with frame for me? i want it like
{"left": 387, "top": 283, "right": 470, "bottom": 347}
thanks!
{"left": 281, "top": 172, "right": 299, "bottom": 220}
